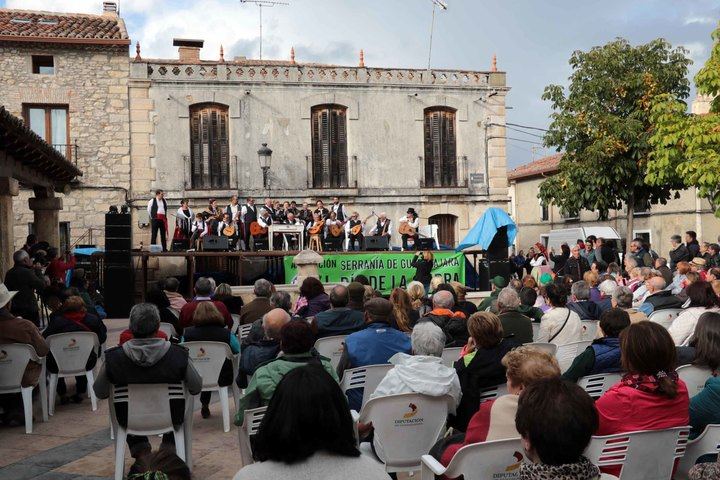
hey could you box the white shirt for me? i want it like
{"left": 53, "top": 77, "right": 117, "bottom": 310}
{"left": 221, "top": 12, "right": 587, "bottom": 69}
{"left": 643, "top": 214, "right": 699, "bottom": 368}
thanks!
{"left": 668, "top": 307, "right": 720, "bottom": 346}
{"left": 398, "top": 216, "right": 420, "bottom": 229}
{"left": 240, "top": 204, "right": 256, "bottom": 217}
{"left": 530, "top": 255, "right": 547, "bottom": 267}
{"left": 147, "top": 197, "right": 166, "bottom": 217}
{"left": 371, "top": 219, "right": 392, "bottom": 236}
{"left": 537, "top": 307, "right": 583, "bottom": 346}
{"left": 191, "top": 219, "right": 207, "bottom": 236}
{"left": 227, "top": 203, "right": 240, "bottom": 220}
{"left": 258, "top": 216, "right": 271, "bottom": 228}
{"left": 217, "top": 221, "right": 236, "bottom": 236}
{"left": 176, "top": 206, "right": 193, "bottom": 220}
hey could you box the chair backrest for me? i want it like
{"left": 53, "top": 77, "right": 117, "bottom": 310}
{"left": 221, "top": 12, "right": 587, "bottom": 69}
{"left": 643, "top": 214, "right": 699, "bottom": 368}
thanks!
{"left": 677, "top": 364, "right": 714, "bottom": 398}
{"left": 419, "top": 225, "right": 439, "bottom": 249}
{"left": 585, "top": 427, "right": 689, "bottom": 479}
{"left": 46, "top": 331, "right": 99, "bottom": 375}
{"left": 440, "top": 347, "right": 463, "bottom": 368}
{"left": 158, "top": 322, "right": 177, "bottom": 338}
{"left": 243, "top": 406, "right": 267, "bottom": 436}
{"left": 340, "top": 364, "right": 394, "bottom": 408}
{"left": 577, "top": 373, "right": 622, "bottom": 399}
{"left": 167, "top": 307, "right": 180, "bottom": 320}
{"left": 231, "top": 314, "right": 240, "bottom": 335}
{"left": 648, "top": 308, "right": 683, "bottom": 329}
{"left": 184, "top": 341, "right": 233, "bottom": 389}
{"left": 678, "top": 424, "right": 720, "bottom": 478}
{"left": 361, "top": 393, "right": 453, "bottom": 471}
{"left": 555, "top": 340, "right": 592, "bottom": 373}
{"left": 111, "top": 383, "right": 187, "bottom": 435}
{"left": 479, "top": 383, "right": 509, "bottom": 404}
{"left": 435, "top": 437, "right": 525, "bottom": 480}
{"left": 523, "top": 342, "right": 558, "bottom": 357}
{"left": 0, "top": 343, "right": 41, "bottom": 390}
{"left": 581, "top": 320, "right": 599, "bottom": 342}
{"left": 238, "top": 323, "right": 253, "bottom": 341}
{"left": 313, "top": 335, "right": 347, "bottom": 370}
{"left": 531, "top": 322, "right": 541, "bottom": 341}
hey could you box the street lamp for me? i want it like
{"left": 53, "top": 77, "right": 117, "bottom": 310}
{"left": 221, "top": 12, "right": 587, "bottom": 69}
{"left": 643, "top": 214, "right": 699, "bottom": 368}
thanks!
{"left": 257, "top": 142, "right": 272, "bottom": 190}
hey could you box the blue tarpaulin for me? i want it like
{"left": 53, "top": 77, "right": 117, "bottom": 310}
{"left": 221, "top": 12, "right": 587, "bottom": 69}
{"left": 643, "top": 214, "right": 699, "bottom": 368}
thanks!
{"left": 456, "top": 207, "right": 517, "bottom": 252}
{"left": 73, "top": 247, "right": 103, "bottom": 256}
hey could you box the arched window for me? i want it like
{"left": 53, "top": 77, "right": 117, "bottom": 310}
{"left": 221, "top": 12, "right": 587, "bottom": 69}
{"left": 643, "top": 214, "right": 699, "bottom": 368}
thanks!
{"left": 429, "top": 214, "right": 457, "bottom": 247}
{"left": 311, "top": 104, "right": 348, "bottom": 188}
{"left": 424, "top": 107, "right": 457, "bottom": 187}
{"left": 189, "top": 103, "right": 229, "bottom": 189}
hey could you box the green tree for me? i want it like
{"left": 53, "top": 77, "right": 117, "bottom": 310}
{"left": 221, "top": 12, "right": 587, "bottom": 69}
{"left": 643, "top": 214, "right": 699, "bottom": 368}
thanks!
{"left": 538, "top": 38, "right": 691, "bottom": 247}
{"left": 647, "top": 25, "right": 720, "bottom": 217}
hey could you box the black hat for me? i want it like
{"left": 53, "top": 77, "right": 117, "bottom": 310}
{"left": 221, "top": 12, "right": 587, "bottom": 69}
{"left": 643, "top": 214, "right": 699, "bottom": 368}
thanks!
{"left": 407, "top": 207, "right": 417, "bottom": 215}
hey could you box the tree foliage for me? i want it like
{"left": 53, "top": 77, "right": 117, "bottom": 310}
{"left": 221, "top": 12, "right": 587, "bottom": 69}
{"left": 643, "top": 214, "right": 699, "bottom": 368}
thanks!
{"left": 538, "top": 38, "right": 691, "bottom": 241}
{"left": 647, "top": 25, "right": 720, "bottom": 217}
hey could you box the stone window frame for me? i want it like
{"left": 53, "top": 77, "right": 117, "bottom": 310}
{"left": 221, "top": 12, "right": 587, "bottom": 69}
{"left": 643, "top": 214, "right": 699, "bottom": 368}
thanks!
{"left": 310, "top": 103, "right": 349, "bottom": 189}
{"left": 30, "top": 55, "right": 55, "bottom": 75}
{"left": 188, "top": 102, "right": 231, "bottom": 190}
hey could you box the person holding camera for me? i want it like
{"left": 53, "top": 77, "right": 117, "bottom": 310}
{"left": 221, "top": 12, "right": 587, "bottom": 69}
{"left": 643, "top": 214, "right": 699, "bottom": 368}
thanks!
{"left": 411, "top": 251, "right": 435, "bottom": 292}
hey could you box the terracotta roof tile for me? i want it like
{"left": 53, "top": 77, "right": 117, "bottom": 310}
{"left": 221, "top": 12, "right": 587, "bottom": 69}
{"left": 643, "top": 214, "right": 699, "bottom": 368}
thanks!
{"left": 0, "top": 9, "right": 129, "bottom": 45}
{"left": 507, "top": 153, "right": 562, "bottom": 181}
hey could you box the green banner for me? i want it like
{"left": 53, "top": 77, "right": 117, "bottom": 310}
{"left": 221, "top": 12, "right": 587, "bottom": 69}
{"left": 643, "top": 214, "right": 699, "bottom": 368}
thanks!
{"left": 283, "top": 252, "right": 465, "bottom": 294}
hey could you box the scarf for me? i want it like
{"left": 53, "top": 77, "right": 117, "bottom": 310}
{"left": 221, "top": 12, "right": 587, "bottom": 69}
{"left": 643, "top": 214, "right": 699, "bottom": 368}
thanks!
{"left": 428, "top": 308, "right": 466, "bottom": 319}
{"left": 621, "top": 371, "right": 678, "bottom": 394}
{"left": 63, "top": 311, "right": 91, "bottom": 331}
{"left": 520, "top": 456, "right": 600, "bottom": 480}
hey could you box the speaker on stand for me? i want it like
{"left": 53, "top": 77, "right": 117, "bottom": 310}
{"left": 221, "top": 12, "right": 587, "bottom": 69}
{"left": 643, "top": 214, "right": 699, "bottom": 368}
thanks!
{"left": 104, "top": 212, "right": 133, "bottom": 318}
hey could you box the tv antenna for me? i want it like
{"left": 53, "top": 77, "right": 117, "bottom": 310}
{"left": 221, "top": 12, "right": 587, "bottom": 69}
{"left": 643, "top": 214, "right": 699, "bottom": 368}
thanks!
{"left": 240, "top": 0, "right": 289, "bottom": 60}
{"left": 427, "top": 0, "right": 447, "bottom": 72}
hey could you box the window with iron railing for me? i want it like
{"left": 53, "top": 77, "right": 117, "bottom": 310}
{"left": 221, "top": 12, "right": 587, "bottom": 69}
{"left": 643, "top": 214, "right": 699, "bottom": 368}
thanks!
{"left": 23, "top": 104, "right": 71, "bottom": 159}
{"left": 189, "top": 103, "right": 230, "bottom": 189}
{"left": 424, "top": 107, "right": 458, "bottom": 187}
{"left": 311, "top": 104, "right": 348, "bottom": 188}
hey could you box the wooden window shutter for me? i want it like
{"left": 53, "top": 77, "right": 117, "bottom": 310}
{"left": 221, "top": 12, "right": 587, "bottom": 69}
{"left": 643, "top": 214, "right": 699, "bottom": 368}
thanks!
{"left": 424, "top": 108, "right": 457, "bottom": 187}
{"left": 443, "top": 111, "right": 457, "bottom": 186}
{"left": 189, "top": 104, "right": 230, "bottom": 189}
{"left": 423, "top": 113, "right": 434, "bottom": 187}
{"left": 190, "top": 111, "right": 202, "bottom": 187}
{"left": 311, "top": 109, "right": 323, "bottom": 188}
{"left": 336, "top": 109, "right": 348, "bottom": 187}
{"left": 218, "top": 110, "right": 229, "bottom": 187}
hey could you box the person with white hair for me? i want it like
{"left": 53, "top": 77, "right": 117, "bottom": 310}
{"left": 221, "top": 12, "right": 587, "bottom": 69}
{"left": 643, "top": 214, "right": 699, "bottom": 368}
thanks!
{"left": 4, "top": 249, "right": 47, "bottom": 326}
{"left": 370, "top": 322, "right": 461, "bottom": 408}
{"left": 637, "top": 276, "right": 683, "bottom": 316}
{"left": 594, "top": 279, "right": 618, "bottom": 314}
{"left": 496, "top": 287, "right": 533, "bottom": 344}
{"left": 369, "top": 212, "right": 392, "bottom": 243}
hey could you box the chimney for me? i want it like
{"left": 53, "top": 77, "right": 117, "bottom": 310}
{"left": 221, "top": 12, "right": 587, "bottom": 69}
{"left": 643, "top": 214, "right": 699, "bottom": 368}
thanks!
{"left": 102, "top": 1, "right": 118, "bottom": 16}
{"left": 173, "top": 38, "right": 204, "bottom": 63}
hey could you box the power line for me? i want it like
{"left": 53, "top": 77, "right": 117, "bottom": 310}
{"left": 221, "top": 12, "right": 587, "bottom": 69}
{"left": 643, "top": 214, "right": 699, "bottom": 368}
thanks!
{"left": 505, "top": 125, "right": 545, "bottom": 139}
{"left": 506, "top": 122, "right": 549, "bottom": 132}
{"left": 505, "top": 136, "right": 545, "bottom": 145}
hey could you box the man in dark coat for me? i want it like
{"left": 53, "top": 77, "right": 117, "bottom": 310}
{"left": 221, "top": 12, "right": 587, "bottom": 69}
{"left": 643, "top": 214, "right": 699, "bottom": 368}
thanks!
{"left": 4, "top": 250, "right": 47, "bottom": 326}
{"left": 567, "top": 281, "right": 602, "bottom": 320}
{"left": 565, "top": 244, "right": 590, "bottom": 281}
{"left": 669, "top": 235, "right": 690, "bottom": 270}
{"left": 236, "top": 308, "right": 290, "bottom": 388}
{"left": 238, "top": 279, "right": 274, "bottom": 325}
{"left": 419, "top": 290, "right": 468, "bottom": 347}
{"left": 315, "top": 285, "right": 365, "bottom": 338}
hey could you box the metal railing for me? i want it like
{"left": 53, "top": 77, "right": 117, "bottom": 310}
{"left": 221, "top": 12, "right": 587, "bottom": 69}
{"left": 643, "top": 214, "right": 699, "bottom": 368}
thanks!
{"left": 305, "top": 154, "right": 357, "bottom": 189}
{"left": 419, "top": 155, "right": 469, "bottom": 188}
{"left": 52, "top": 141, "right": 79, "bottom": 167}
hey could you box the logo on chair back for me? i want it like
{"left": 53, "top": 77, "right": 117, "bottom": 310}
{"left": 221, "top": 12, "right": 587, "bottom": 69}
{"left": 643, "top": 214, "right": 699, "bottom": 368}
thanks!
{"left": 394, "top": 403, "right": 423, "bottom": 426}
{"left": 63, "top": 338, "right": 80, "bottom": 352}
{"left": 505, "top": 451, "right": 523, "bottom": 472}
{"left": 194, "top": 347, "right": 209, "bottom": 362}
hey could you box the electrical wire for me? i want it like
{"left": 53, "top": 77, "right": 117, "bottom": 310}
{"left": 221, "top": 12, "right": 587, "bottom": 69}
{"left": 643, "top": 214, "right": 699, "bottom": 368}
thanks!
{"left": 505, "top": 125, "right": 545, "bottom": 139}
{"left": 504, "top": 136, "right": 544, "bottom": 145}
{"left": 506, "top": 122, "right": 549, "bottom": 132}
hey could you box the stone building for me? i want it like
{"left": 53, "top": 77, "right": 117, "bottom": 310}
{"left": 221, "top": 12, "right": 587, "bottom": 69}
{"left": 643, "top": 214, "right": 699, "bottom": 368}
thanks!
{"left": 508, "top": 152, "right": 720, "bottom": 254}
{"left": 0, "top": 3, "right": 130, "bottom": 251}
{"left": 129, "top": 41, "right": 510, "bottom": 248}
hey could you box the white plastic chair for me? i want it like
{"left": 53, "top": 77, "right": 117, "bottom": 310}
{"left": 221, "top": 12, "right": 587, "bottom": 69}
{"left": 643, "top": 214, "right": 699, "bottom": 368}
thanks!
{"left": 231, "top": 314, "right": 240, "bottom": 335}
{"left": 479, "top": 383, "right": 509, "bottom": 403}
{"left": 340, "top": 364, "right": 394, "bottom": 408}
{"left": 440, "top": 347, "right": 463, "bottom": 368}
{"left": 648, "top": 308, "right": 683, "bottom": 329}
{"left": 238, "top": 406, "right": 267, "bottom": 466}
{"left": 419, "top": 224, "right": 440, "bottom": 249}
{"left": 46, "top": 332, "right": 99, "bottom": 414}
{"left": 420, "top": 437, "right": 525, "bottom": 480}
{"left": 677, "top": 364, "right": 714, "bottom": 398}
{"left": 184, "top": 341, "right": 238, "bottom": 432}
{"left": 313, "top": 335, "right": 347, "bottom": 370}
{"left": 676, "top": 424, "right": 720, "bottom": 480}
{"left": 555, "top": 340, "right": 592, "bottom": 373}
{"left": 238, "top": 323, "right": 253, "bottom": 342}
{"left": 577, "top": 373, "right": 622, "bottom": 399}
{"left": 159, "top": 322, "right": 178, "bottom": 338}
{"left": 523, "top": 342, "right": 558, "bottom": 357}
{"left": 109, "top": 383, "right": 195, "bottom": 480}
{"left": 531, "top": 322, "right": 541, "bottom": 341}
{"left": 581, "top": 320, "right": 599, "bottom": 341}
{"left": 585, "top": 426, "right": 689, "bottom": 479}
{"left": 0, "top": 344, "right": 48, "bottom": 433}
{"left": 354, "top": 393, "right": 454, "bottom": 473}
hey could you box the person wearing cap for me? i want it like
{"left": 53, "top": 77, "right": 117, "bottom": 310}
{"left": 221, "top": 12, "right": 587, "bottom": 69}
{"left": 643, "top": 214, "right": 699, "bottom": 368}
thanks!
{"left": 4, "top": 250, "right": 48, "bottom": 326}
{"left": 478, "top": 275, "right": 506, "bottom": 312}
{"left": 336, "top": 297, "right": 412, "bottom": 411}
{"left": 0, "top": 282, "right": 49, "bottom": 426}
{"left": 399, "top": 208, "right": 420, "bottom": 250}
{"left": 691, "top": 257, "right": 708, "bottom": 275}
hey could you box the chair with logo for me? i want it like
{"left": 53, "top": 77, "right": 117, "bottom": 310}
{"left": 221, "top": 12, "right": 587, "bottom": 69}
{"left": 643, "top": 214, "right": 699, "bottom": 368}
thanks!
{"left": 581, "top": 320, "right": 599, "bottom": 341}
{"left": 353, "top": 392, "right": 455, "bottom": 474}
{"left": 313, "top": 335, "right": 347, "bottom": 370}
{"left": 585, "top": 426, "right": 689, "bottom": 479}
{"left": 238, "top": 406, "right": 267, "bottom": 466}
{"left": 0, "top": 344, "right": 48, "bottom": 434}
{"left": 648, "top": 308, "right": 683, "bottom": 329}
{"left": 109, "top": 382, "right": 195, "bottom": 480}
{"left": 340, "top": 364, "right": 394, "bottom": 409}
{"left": 184, "top": 341, "right": 238, "bottom": 432}
{"left": 420, "top": 437, "right": 525, "bottom": 480}
{"left": 677, "top": 364, "right": 713, "bottom": 399}
{"left": 440, "top": 347, "right": 463, "bottom": 368}
{"left": 46, "top": 331, "right": 100, "bottom": 414}
{"left": 577, "top": 373, "right": 622, "bottom": 399}
{"left": 555, "top": 340, "right": 592, "bottom": 373}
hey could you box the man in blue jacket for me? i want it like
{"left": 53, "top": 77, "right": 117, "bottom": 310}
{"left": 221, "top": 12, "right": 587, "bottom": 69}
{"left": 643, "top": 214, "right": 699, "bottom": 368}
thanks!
{"left": 336, "top": 298, "right": 412, "bottom": 411}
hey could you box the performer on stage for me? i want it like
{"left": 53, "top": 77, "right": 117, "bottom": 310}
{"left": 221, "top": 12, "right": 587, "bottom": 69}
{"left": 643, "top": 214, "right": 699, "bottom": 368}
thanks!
{"left": 283, "top": 211, "right": 304, "bottom": 250}
{"left": 217, "top": 212, "right": 239, "bottom": 250}
{"left": 298, "top": 202, "right": 313, "bottom": 225}
{"left": 314, "top": 200, "right": 330, "bottom": 220}
{"left": 241, "top": 197, "right": 257, "bottom": 251}
{"left": 288, "top": 201, "right": 299, "bottom": 215}
{"left": 370, "top": 212, "right": 392, "bottom": 250}
{"left": 347, "top": 211, "right": 371, "bottom": 251}
{"left": 262, "top": 198, "right": 276, "bottom": 220}
{"left": 173, "top": 199, "right": 193, "bottom": 250}
{"left": 331, "top": 196, "right": 347, "bottom": 222}
{"left": 206, "top": 198, "right": 219, "bottom": 217}
{"left": 147, "top": 189, "right": 168, "bottom": 251}
{"left": 399, "top": 207, "right": 420, "bottom": 250}
{"left": 189, "top": 212, "right": 209, "bottom": 250}
{"left": 324, "top": 211, "right": 345, "bottom": 251}
{"left": 255, "top": 207, "right": 273, "bottom": 250}
{"left": 226, "top": 195, "right": 240, "bottom": 223}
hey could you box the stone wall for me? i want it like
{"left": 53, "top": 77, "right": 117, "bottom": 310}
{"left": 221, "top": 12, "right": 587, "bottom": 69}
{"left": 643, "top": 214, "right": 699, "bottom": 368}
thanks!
{"left": 0, "top": 42, "right": 130, "bottom": 249}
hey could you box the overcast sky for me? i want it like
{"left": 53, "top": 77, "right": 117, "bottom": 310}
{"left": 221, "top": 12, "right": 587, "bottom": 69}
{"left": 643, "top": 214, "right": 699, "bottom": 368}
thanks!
{"left": 4, "top": 0, "right": 718, "bottom": 168}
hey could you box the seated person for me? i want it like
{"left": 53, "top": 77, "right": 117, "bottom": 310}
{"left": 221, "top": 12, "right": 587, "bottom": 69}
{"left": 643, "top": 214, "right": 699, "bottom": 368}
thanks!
{"left": 239, "top": 279, "right": 274, "bottom": 326}
{"left": 178, "top": 277, "right": 233, "bottom": 332}
{"left": 93, "top": 304, "right": 202, "bottom": 458}
{"left": 593, "top": 279, "right": 617, "bottom": 314}
{"left": 235, "top": 321, "right": 337, "bottom": 426}
{"left": 496, "top": 287, "right": 533, "bottom": 344}
{"left": 146, "top": 283, "right": 181, "bottom": 330}
{"left": 561, "top": 308, "right": 631, "bottom": 382}
{"left": 438, "top": 346, "right": 560, "bottom": 466}
{"left": 452, "top": 312, "right": 518, "bottom": 432}
{"left": 182, "top": 302, "right": 240, "bottom": 419}
{"left": 233, "top": 365, "right": 389, "bottom": 480}
{"left": 419, "top": 290, "right": 468, "bottom": 347}
{"left": 668, "top": 281, "right": 720, "bottom": 346}
{"left": 236, "top": 308, "right": 290, "bottom": 388}
{"left": 43, "top": 295, "right": 107, "bottom": 405}
{"left": 516, "top": 378, "right": 606, "bottom": 479}
{"left": 638, "top": 276, "right": 683, "bottom": 316}
{"left": 163, "top": 277, "right": 187, "bottom": 312}
{"left": 567, "top": 281, "right": 602, "bottom": 320}
{"left": 536, "top": 283, "right": 583, "bottom": 346}
{"left": 214, "top": 283, "right": 244, "bottom": 316}
{"left": 611, "top": 285, "right": 649, "bottom": 323}
{"left": 315, "top": 285, "right": 365, "bottom": 338}
{"left": 517, "top": 287, "right": 544, "bottom": 322}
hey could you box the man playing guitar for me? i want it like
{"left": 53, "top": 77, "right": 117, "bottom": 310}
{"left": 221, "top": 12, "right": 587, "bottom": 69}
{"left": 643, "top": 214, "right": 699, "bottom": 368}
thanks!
{"left": 399, "top": 207, "right": 420, "bottom": 250}
{"left": 253, "top": 208, "right": 272, "bottom": 250}
{"left": 217, "top": 212, "right": 239, "bottom": 250}
{"left": 370, "top": 212, "right": 392, "bottom": 248}
{"left": 314, "top": 200, "right": 330, "bottom": 220}
{"left": 240, "top": 197, "right": 257, "bottom": 251}
{"left": 347, "top": 211, "right": 373, "bottom": 251}
{"left": 324, "top": 211, "right": 345, "bottom": 251}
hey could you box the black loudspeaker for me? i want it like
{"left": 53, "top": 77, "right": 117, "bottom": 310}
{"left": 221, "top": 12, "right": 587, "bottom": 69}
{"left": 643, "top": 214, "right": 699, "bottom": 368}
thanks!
{"left": 105, "top": 213, "right": 131, "bottom": 227}
{"left": 478, "top": 259, "right": 490, "bottom": 291}
{"left": 105, "top": 237, "right": 132, "bottom": 251}
{"left": 104, "top": 251, "right": 131, "bottom": 265}
{"left": 172, "top": 239, "right": 189, "bottom": 251}
{"left": 416, "top": 238, "right": 435, "bottom": 250}
{"left": 365, "top": 236, "right": 389, "bottom": 251}
{"left": 488, "top": 259, "right": 512, "bottom": 285}
{"left": 105, "top": 225, "right": 131, "bottom": 239}
{"left": 202, "top": 235, "right": 229, "bottom": 251}
{"left": 104, "top": 265, "right": 133, "bottom": 318}
{"left": 486, "top": 226, "right": 509, "bottom": 261}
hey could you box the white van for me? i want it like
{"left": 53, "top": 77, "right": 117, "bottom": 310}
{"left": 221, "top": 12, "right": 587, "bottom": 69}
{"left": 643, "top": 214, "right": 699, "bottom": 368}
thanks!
{"left": 541, "top": 227, "right": 623, "bottom": 253}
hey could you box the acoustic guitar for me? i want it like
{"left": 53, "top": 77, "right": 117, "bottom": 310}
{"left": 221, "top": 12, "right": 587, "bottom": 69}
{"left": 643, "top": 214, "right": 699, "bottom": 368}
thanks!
{"left": 308, "top": 220, "right": 325, "bottom": 235}
{"left": 329, "top": 224, "right": 344, "bottom": 237}
{"left": 249, "top": 221, "right": 267, "bottom": 236}
{"left": 350, "top": 211, "right": 376, "bottom": 235}
{"left": 222, "top": 225, "right": 236, "bottom": 237}
{"left": 398, "top": 222, "right": 416, "bottom": 236}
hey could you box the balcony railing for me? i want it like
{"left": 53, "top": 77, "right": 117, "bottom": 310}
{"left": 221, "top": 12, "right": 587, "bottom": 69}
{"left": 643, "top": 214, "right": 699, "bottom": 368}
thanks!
{"left": 52, "top": 141, "right": 79, "bottom": 167}
{"left": 420, "top": 155, "right": 469, "bottom": 188}
{"left": 305, "top": 155, "right": 358, "bottom": 189}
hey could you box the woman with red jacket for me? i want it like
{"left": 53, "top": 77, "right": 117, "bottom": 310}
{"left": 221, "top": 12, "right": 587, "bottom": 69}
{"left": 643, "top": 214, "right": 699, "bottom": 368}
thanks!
{"left": 595, "top": 321, "right": 689, "bottom": 477}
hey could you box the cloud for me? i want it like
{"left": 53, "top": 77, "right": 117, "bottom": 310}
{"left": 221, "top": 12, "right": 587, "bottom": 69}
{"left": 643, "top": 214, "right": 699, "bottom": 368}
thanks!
{"left": 684, "top": 15, "right": 716, "bottom": 25}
